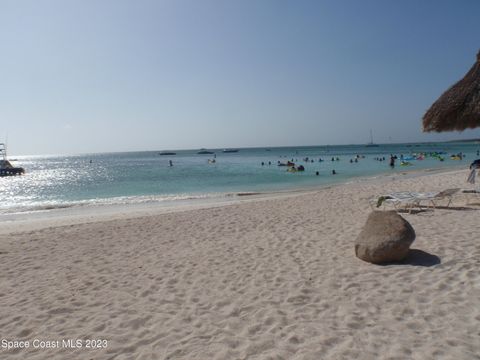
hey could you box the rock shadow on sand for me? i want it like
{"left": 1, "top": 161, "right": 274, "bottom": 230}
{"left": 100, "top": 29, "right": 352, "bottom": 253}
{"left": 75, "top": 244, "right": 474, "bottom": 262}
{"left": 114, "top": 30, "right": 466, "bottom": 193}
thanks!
{"left": 381, "top": 249, "right": 441, "bottom": 267}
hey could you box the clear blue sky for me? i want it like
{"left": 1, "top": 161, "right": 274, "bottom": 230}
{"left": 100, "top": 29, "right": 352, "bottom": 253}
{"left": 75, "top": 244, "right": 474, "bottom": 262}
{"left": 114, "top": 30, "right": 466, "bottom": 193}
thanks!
{"left": 1, "top": 0, "right": 479, "bottom": 155}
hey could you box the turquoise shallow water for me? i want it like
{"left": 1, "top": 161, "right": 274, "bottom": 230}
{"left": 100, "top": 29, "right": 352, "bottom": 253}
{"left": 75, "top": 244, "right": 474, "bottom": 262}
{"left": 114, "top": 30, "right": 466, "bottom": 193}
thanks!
{"left": 1, "top": 142, "right": 478, "bottom": 214}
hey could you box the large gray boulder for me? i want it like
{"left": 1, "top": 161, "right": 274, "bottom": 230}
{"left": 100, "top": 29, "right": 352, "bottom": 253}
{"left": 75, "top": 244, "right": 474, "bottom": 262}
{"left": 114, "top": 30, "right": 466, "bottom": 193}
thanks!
{"left": 355, "top": 211, "right": 416, "bottom": 264}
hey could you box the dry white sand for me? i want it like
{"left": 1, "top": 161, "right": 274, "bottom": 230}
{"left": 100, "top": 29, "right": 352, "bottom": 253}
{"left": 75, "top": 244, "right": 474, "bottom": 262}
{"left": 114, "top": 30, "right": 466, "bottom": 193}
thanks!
{"left": 0, "top": 170, "right": 479, "bottom": 360}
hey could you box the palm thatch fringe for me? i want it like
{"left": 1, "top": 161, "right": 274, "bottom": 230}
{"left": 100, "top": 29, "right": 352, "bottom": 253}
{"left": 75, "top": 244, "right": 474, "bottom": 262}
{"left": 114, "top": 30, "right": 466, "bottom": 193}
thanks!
{"left": 423, "top": 50, "right": 480, "bottom": 132}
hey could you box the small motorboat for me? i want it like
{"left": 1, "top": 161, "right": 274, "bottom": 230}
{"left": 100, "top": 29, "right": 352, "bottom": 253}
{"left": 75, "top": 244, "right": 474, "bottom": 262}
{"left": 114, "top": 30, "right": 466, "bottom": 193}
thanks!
{"left": 159, "top": 151, "right": 176, "bottom": 155}
{"left": 222, "top": 149, "right": 239, "bottom": 153}
{"left": 197, "top": 149, "right": 214, "bottom": 154}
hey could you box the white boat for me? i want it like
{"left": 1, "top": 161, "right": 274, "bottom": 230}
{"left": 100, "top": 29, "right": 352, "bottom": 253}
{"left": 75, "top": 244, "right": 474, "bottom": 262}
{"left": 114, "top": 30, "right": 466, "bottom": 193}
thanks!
{"left": 0, "top": 143, "right": 25, "bottom": 176}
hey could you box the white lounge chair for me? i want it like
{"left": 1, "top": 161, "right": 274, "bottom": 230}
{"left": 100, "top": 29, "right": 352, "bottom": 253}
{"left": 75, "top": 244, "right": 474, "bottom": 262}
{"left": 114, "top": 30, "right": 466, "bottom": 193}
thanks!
{"left": 414, "top": 188, "right": 460, "bottom": 209}
{"left": 371, "top": 188, "right": 460, "bottom": 213}
{"left": 370, "top": 192, "right": 422, "bottom": 213}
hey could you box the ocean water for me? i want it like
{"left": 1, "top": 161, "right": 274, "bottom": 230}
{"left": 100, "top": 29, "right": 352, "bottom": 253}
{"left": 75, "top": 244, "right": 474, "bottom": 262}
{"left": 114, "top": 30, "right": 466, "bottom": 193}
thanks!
{"left": 1, "top": 142, "right": 478, "bottom": 214}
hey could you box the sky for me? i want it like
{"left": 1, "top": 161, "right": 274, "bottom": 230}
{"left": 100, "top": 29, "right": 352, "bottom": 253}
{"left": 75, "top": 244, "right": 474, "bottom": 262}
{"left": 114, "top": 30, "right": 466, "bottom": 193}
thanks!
{"left": 1, "top": 0, "right": 480, "bottom": 155}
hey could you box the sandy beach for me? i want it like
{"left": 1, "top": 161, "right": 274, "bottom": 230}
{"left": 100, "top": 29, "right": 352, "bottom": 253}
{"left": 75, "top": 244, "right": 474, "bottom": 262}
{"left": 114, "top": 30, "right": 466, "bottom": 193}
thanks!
{"left": 1, "top": 169, "right": 479, "bottom": 360}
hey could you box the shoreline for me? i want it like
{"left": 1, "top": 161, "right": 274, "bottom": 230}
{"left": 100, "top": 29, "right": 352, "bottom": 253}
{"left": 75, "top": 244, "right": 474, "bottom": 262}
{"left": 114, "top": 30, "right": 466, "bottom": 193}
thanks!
{"left": 0, "top": 165, "right": 469, "bottom": 235}
{"left": 3, "top": 144, "right": 472, "bottom": 221}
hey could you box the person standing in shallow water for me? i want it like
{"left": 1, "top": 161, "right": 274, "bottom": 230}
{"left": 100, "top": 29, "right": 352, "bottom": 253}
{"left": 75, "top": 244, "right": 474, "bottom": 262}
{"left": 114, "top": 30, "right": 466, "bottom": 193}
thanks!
{"left": 389, "top": 155, "right": 395, "bottom": 169}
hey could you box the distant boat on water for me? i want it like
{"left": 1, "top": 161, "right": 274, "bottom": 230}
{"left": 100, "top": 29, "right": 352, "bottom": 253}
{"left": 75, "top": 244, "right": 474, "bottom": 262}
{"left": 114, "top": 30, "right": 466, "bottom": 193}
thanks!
{"left": 159, "top": 151, "right": 176, "bottom": 155}
{"left": 197, "top": 149, "right": 215, "bottom": 155}
{"left": 222, "top": 149, "right": 239, "bottom": 153}
{"left": 366, "top": 130, "right": 379, "bottom": 147}
{"left": 0, "top": 143, "right": 25, "bottom": 176}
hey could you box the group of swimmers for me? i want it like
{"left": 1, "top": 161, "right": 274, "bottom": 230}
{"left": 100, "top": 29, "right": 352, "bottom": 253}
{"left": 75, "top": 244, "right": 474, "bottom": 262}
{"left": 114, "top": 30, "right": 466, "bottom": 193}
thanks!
{"left": 263, "top": 153, "right": 391, "bottom": 175}
{"left": 272, "top": 158, "right": 338, "bottom": 176}
{"left": 172, "top": 150, "right": 449, "bottom": 175}
{"left": 349, "top": 155, "right": 365, "bottom": 163}
{"left": 169, "top": 149, "right": 480, "bottom": 173}
{"left": 387, "top": 155, "right": 415, "bottom": 168}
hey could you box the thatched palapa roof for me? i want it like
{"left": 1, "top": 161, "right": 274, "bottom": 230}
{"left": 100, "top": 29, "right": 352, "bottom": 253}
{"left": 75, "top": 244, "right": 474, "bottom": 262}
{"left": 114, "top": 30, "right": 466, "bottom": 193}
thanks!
{"left": 423, "top": 50, "right": 480, "bottom": 132}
